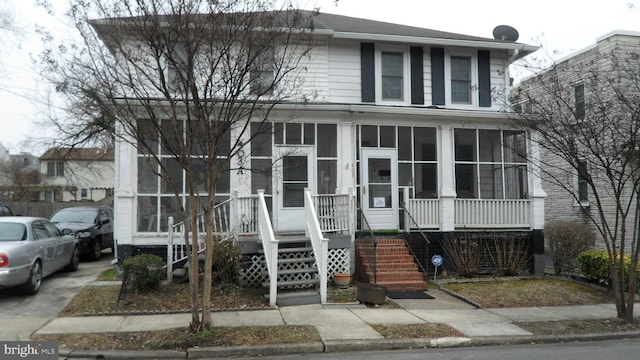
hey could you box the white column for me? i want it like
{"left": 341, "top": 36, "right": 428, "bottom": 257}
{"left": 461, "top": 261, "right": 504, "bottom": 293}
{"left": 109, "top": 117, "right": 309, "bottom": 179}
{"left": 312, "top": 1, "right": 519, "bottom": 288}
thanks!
{"left": 439, "top": 125, "right": 457, "bottom": 231}
{"left": 529, "top": 131, "right": 547, "bottom": 230}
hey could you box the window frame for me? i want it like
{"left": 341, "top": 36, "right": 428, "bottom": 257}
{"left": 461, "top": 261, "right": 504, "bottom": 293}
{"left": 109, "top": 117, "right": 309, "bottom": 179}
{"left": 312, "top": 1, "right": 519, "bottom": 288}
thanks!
{"left": 573, "top": 82, "right": 585, "bottom": 122}
{"left": 375, "top": 45, "right": 411, "bottom": 105}
{"left": 444, "top": 50, "right": 478, "bottom": 108}
{"left": 454, "top": 128, "right": 529, "bottom": 199}
{"left": 575, "top": 158, "right": 590, "bottom": 207}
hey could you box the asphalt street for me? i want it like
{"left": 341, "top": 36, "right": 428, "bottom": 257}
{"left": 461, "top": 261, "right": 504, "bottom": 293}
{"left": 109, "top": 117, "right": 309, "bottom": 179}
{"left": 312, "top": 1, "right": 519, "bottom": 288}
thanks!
{"left": 0, "top": 251, "right": 115, "bottom": 341}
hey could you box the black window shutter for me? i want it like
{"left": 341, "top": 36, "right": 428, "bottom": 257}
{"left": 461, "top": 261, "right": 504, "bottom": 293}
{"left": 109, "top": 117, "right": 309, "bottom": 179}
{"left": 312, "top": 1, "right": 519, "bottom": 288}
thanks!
{"left": 478, "top": 50, "right": 491, "bottom": 107}
{"left": 410, "top": 46, "right": 424, "bottom": 105}
{"left": 361, "top": 43, "right": 375, "bottom": 103}
{"left": 431, "top": 47, "right": 445, "bottom": 106}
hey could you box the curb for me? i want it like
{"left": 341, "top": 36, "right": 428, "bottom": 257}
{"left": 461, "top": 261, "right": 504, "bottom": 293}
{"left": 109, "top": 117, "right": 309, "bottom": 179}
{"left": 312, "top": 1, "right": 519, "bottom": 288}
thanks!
{"left": 57, "top": 331, "right": 640, "bottom": 359}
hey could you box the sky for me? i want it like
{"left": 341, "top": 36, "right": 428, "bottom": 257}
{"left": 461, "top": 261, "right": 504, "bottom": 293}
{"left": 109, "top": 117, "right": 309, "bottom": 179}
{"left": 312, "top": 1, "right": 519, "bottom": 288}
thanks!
{"left": 0, "top": 0, "right": 638, "bottom": 155}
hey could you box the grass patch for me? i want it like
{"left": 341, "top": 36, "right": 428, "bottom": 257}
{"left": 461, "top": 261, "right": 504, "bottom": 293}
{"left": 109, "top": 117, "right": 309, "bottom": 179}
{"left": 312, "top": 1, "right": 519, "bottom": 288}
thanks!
{"left": 60, "top": 283, "right": 268, "bottom": 316}
{"left": 441, "top": 279, "right": 612, "bottom": 308}
{"left": 372, "top": 323, "right": 463, "bottom": 339}
{"left": 96, "top": 268, "right": 120, "bottom": 281}
{"left": 34, "top": 325, "right": 320, "bottom": 351}
{"left": 517, "top": 318, "right": 640, "bottom": 335}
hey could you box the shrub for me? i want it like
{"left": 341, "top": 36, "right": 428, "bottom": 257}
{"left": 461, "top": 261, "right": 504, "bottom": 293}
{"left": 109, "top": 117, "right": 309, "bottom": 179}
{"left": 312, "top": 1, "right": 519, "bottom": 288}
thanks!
{"left": 443, "top": 235, "right": 482, "bottom": 278}
{"left": 577, "top": 249, "right": 640, "bottom": 292}
{"left": 211, "top": 239, "right": 242, "bottom": 285}
{"left": 122, "top": 254, "right": 165, "bottom": 293}
{"left": 546, "top": 221, "right": 595, "bottom": 275}
{"left": 489, "top": 236, "right": 531, "bottom": 276}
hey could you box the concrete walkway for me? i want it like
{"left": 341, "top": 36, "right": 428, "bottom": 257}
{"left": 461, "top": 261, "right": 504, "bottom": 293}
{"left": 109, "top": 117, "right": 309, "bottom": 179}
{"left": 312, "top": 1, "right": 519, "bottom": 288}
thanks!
{"left": 33, "top": 288, "right": 640, "bottom": 359}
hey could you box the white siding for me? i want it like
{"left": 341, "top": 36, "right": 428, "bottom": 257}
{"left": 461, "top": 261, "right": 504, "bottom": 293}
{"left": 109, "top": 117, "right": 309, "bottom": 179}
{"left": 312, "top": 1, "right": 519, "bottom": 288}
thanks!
{"left": 328, "top": 39, "right": 361, "bottom": 103}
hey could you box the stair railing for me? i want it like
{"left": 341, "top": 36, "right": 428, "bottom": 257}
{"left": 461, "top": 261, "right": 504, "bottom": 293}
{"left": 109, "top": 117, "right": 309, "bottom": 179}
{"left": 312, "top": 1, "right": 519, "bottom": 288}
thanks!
{"left": 357, "top": 209, "right": 377, "bottom": 284}
{"left": 400, "top": 195, "right": 431, "bottom": 279}
{"left": 304, "top": 189, "right": 328, "bottom": 303}
{"left": 257, "top": 189, "right": 279, "bottom": 306}
{"left": 166, "top": 198, "right": 236, "bottom": 281}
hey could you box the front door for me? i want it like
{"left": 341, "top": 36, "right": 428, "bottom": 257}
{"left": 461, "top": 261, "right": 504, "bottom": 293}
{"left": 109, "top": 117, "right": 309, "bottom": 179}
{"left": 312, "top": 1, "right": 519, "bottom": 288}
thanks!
{"left": 361, "top": 148, "right": 398, "bottom": 230}
{"left": 275, "top": 146, "right": 314, "bottom": 232}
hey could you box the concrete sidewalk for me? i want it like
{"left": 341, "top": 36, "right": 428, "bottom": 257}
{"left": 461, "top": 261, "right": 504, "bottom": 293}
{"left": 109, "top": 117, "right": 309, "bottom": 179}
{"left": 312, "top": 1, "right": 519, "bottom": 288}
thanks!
{"left": 34, "top": 288, "right": 640, "bottom": 359}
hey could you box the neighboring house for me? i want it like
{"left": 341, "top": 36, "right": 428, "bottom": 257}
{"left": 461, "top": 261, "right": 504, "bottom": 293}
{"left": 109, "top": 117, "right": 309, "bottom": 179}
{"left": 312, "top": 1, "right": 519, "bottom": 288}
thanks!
{"left": 92, "top": 11, "right": 545, "bottom": 304}
{"left": 0, "top": 147, "right": 41, "bottom": 201}
{"left": 514, "top": 30, "right": 640, "bottom": 250}
{"left": 39, "top": 147, "right": 115, "bottom": 202}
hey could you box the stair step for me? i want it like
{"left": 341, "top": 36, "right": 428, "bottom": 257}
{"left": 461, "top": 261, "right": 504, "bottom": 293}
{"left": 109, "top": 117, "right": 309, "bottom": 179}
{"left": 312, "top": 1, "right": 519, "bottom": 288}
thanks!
{"left": 262, "top": 268, "right": 318, "bottom": 276}
{"left": 375, "top": 281, "right": 429, "bottom": 292}
{"left": 265, "top": 290, "right": 321, "bottom": 307}
{"left": 258, "top": 246, "right": 313, "bottom": 254}
{"left": 262, "top": 278, "right": 320, "bottom": 288}
{"left": 260, "top": 256, "right": 316, "bottom": 264}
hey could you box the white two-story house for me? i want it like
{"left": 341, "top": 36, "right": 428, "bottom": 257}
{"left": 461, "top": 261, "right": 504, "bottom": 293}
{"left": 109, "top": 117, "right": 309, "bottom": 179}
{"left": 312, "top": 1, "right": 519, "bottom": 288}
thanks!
{"left": 92, "top": 10, "right": 543, "bottom": 304}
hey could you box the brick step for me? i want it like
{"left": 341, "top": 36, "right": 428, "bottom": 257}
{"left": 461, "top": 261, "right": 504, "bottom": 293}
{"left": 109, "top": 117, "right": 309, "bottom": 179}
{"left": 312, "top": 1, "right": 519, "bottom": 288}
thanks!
{"left": 359, "top": 271, "right": 426, "bottom": 283}
{"left": 375, "top": 280, "right": 429, "bottom": 292}
{"left": 359, "top": 262, "right": 419, "bottom": 271}
{"left": 357, "top": 254, "right": 415, "bottom": 262}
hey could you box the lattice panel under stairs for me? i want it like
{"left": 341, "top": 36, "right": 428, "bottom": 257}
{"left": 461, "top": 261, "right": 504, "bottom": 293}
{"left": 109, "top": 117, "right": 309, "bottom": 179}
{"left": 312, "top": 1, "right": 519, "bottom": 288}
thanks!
{"left": 240, "top": 247, "right": 351, "bottom": 287}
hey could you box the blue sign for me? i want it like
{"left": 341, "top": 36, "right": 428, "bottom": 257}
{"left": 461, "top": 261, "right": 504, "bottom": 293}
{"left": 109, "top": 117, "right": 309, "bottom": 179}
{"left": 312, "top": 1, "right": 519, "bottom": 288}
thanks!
{"left": 431, "top": 254, "right": 443, "bottom": 267}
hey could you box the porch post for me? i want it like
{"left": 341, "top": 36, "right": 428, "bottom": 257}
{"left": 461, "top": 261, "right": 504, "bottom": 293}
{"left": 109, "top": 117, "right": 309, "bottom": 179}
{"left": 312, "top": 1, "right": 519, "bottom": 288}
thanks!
{"left": 529, "top": 131, "right": 547, "bottom": 276}
{"left": 439, "top": 125, "right": 457, "bottom": 232}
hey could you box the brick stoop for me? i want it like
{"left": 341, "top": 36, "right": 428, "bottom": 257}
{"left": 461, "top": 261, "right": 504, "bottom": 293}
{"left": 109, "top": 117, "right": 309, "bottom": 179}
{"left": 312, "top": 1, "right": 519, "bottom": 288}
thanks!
{"left": 355, "top": 237, "right": 429, "bottom": 292}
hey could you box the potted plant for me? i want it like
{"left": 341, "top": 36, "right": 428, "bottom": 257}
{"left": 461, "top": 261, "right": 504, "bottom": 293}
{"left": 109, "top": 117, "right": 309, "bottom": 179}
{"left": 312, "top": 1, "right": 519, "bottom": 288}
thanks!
{"left": 333, "top": 272, "right": 351, "bottom": 288}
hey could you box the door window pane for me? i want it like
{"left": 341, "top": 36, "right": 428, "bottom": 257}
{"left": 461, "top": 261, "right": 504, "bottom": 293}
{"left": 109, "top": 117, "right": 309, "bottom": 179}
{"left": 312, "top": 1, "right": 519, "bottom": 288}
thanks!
{"left": 286, "top": 123, "right": 302, "bottom": 144}
{"left": 283, "top": 156, "right": 307, "bottom": 207}
{"left": 368, "top": 158, "right": 391, "bottom": 208}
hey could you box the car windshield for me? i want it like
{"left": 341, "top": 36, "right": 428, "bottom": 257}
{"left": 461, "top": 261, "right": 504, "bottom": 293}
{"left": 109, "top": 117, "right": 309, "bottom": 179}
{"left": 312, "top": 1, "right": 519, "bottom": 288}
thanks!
{"left": 50, "top": 209, "right": 97, "bottom": 224}
{"left": 0, "top": 223, "right": 27, "bottom": 241}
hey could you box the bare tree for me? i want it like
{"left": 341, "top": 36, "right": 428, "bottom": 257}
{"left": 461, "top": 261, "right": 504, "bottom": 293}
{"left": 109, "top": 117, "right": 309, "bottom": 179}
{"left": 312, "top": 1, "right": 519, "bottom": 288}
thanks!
{"left": 513, "top": 38, "right": 640, "bottom": 322}
{"left": 35, "top": 0, "right": 315, "bottom": 332}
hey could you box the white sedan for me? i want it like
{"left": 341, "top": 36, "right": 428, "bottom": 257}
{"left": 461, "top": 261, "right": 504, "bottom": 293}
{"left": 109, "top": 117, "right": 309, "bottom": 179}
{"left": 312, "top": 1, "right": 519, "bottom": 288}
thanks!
{"left": 0, "top": 217, "right": 79, "bottom": 295}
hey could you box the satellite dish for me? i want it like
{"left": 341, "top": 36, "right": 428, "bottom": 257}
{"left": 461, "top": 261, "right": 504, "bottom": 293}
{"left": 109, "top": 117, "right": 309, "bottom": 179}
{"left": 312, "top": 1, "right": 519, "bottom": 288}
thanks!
{"left": 493, "top": 25, "right": 519, "bottom": 41}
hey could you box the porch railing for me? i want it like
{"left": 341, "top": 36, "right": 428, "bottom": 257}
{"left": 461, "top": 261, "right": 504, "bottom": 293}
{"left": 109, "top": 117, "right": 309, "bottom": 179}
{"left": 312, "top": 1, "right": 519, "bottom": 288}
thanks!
{"left": 405, "top": 198, "right": 440, "bottom": 229}
{"left": 312, "top": 190, "right": 352, "bottom": 233}
{"left": 305, "top": 189, "right": 328, "bottom": 303}
{"left": 166, "top": 199, "right": 235, "bottom": 281}
{"left": 257, "top": 190, "right": 279, "bottom": 307}
{"left": 455, "top": 199, "right": 530, "bottom": 228}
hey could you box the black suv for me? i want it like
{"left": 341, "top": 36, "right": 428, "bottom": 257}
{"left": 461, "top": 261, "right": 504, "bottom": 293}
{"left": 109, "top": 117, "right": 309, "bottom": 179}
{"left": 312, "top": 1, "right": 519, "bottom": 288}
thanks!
{"left": 50, "top": 205, "right": 114, "bottom": 260}
{"left": 0, "top": 204, "right": 14, "bottom": 216}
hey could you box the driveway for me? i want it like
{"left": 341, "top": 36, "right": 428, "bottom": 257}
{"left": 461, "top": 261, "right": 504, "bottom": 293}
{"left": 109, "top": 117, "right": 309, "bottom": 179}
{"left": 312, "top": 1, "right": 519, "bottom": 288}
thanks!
{"left": 0, "top": 252, "right": 115, "bottom": 340}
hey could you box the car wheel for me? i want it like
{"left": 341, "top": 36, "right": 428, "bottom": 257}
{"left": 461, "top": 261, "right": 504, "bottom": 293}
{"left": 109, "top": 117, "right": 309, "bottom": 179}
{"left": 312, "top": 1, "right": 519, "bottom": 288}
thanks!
{"left": 20, "top": 261, "right": 42, "bottom": 295}
{"left": 65, "top": 246, "right": 80, "bottom": 272}
{"left": 89, "top": 240, "right": 102, "bottom": 261}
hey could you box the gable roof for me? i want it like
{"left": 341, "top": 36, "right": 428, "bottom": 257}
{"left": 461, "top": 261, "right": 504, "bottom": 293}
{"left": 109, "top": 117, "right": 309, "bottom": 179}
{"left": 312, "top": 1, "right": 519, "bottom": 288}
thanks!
{"left": 90, "top": 9, "right": 537, "bottom": 58}
{"left": 40, "top": 148, "right": 114, "bottom": 161}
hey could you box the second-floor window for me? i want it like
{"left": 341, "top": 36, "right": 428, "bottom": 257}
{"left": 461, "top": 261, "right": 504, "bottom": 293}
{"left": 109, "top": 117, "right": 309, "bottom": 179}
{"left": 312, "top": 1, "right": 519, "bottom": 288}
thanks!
{"left": 47, "top": 161, "right": 64, "bottom": 177}
{"left": 250, "top": 46, "right": 275, "bottom": 96}
{"left": 451, "top": 56, "right": 472, "bottom": 104}
{"left": 381, "top": 51, "right": 404, "bottom": 101}
{"left": 574, "top": 83, "right": 585, "bottom": 121}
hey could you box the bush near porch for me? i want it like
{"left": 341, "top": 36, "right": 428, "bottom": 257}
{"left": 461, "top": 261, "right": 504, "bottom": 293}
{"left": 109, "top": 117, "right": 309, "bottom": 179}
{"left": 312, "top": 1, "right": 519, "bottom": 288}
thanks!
{"left": 577, "top": 249, "right": 640, "bottom": 292}
{"left": 440, "top": 232, "right": 532, "bottom": 278}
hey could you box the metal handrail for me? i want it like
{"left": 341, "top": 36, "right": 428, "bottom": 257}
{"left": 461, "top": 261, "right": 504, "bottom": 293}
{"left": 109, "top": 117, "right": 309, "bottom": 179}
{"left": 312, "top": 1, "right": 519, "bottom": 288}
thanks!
{"left": 357, "top": 208, "right": 377, "bottom": 284}
{"left": 401, "top": 203, "right": 431, "bottom": 277}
